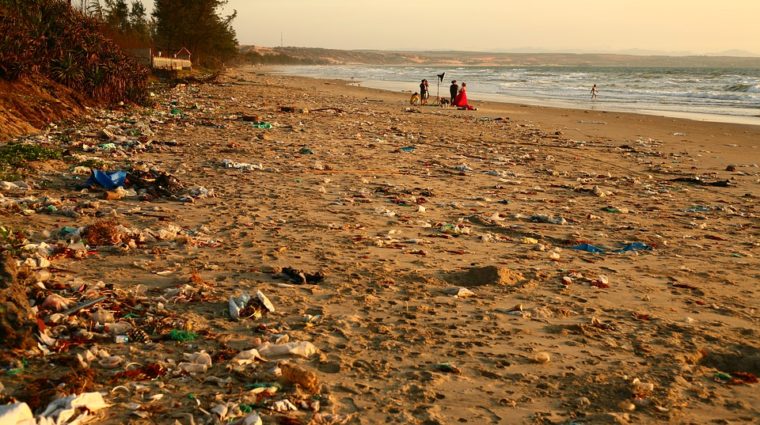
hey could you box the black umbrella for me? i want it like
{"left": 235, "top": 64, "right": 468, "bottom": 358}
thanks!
{"left": 436, "top": 73, "right": 446, "bottom": 103}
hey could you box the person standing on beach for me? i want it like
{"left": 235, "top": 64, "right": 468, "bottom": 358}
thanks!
{"left": 450, "top": 80, "right": 459, "bottom": 105}
{"left": 420, "top": 79, "right": 430, "bottom": 105}
{"left": 591, "top": 84, "right": 598, "bottom": 100}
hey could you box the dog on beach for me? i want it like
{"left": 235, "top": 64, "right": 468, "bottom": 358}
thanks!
{"left": 410, "top": 92, "right": 420, "bottom": 106}
{"left": 439, "top": 98, "right": 450, "bottom": 108}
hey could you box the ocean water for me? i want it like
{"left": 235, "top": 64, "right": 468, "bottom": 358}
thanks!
{"left": 277, "top": 65, "right": 760, "bottom": 124}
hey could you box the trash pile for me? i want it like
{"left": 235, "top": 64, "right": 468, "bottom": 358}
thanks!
{"left": 0, "top": 81, "right": 357, "bottom": 425}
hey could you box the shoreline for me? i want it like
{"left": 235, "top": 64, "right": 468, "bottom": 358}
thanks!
{"left": 272, "top": 67, "right": 760, "bottom": 127}
{"left": 264, "top": 68, "right": 760, "bottom": 170}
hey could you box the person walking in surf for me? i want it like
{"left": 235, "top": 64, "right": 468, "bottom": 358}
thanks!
{"left": 591, "top": 84, "right": 598, "bottom": 100}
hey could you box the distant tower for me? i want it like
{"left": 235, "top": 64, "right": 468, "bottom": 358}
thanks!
{"left": 281, "top": 32, "right": 283, "bottom": 47}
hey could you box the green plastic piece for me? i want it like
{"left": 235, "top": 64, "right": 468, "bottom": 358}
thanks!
{"left": 168, "top": 329, "right": 198, "bottom": 342}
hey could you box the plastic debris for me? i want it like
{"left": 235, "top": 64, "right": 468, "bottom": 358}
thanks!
{"left": 271, "top": 399, "right": 298, "bottom": 412}
{"left": 229, "top": 290, "right": 275, "bottom": 321}
{"left": 671, "top": 177, "right": 731, "bottom": 187}
{"left": 235, "top": 412, "right": 263, "bottom": 425}
{"left": 257, "top": 341, "right": 318, "bottom": 358}
{"left": 686, "top": 205, "right": 711, "bottom": 213}
{"left": 178, "top": 351, "right": 213, "bottom": 374}
{"left": 231, "top": 348, "right": 266, "bottom": 366}
{"left": 446, "top": 287, "right": 475, "bottom": 298}
{"left": 221, "top": 159, "right": 264, "bottom": 171}
{"left": 529, "top": 214, "right": 567, "bottom": 225}
{"left": 0, "top": 403, "right": 33, "bottom": 424}
{"left": 617, "top": 242, "right": 652, "bottom": 253}
{"left": 571, "top": 243, "right": 606, "bottom": 254}
{"left": 281, "top": 267, "right": 325, "bottom": 284}
{"left": 713, "top": 371, "right": 758, "bottom": 385}
{"left": 84, "top": 170, "right": 127, "bottom": 190}
{"left": 113, "top": 363, "right": 166, "bottom": 381}
{"left": 168, "top": 329, "right": 198, "bottom": 342}
{"left": 38, "top": 392, "right": 110, "bottom": 424}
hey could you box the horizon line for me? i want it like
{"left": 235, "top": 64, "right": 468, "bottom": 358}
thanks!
{"left": 244, "top": 45, "right": 760, "bottom": 59}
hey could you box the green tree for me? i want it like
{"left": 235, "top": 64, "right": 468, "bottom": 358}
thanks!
{"left": 152, "top": 0, "right": 237, "bottom": 67}
{"left": 128, "top": 1, "right": 150, "bottom": 43}
{"left": 104, "top": 0, "right": 130, "bottom": 33}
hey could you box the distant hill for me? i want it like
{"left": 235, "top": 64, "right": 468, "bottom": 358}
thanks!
{"left": 240, "top": 46, "right": 760, "bottom": 68}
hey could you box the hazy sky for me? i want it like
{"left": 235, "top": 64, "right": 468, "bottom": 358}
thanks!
{"left": 143, "top": 0, "right": 760, "bottom": 54}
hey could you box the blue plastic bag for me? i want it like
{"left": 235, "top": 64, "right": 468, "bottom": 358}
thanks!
{"left": 571, "top": 243, "right": 606, "bottom": 254}
{"left": 617, "top": 242, "right": 652, "bottom": 253}
{"left": 86, "top": 170, "right": 127, "bottom": 190}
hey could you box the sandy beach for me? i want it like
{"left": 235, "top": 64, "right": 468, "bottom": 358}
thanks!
{"left": 1, "top": 66, "right": 758, "bottom": 425}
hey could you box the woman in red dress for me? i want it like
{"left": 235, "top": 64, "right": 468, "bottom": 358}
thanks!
{"left": 453, "top": 82, "right": 476, "bottom": 110}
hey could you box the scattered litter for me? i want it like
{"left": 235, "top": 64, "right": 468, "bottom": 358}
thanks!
{"left": 446, "top": 287, "right": 475, "bottom": 298}
{"left": 0, "top": 403, "right": 33, "bottom": 424}
{"left": 85, "top": 170, "right": 127, "bottom": 190}
{"left": 280, "top": 267, "right": 325, "bottom": 284}
{"left": 571, "top": 243, "right": 606, "bottom": 254}
{"left": 178, "top": 351, "right": 212, "bottom": 374}
{"left": 714, "top": 371, "right": 758, "bottom": 385}
{"left": 221, "top": 159, "right": 264, "bottom": 171}
{"left": 229, "top": 290, "right": 275, "bottom": 320}
{"left": 618, "top": 242, "right": 652, "bottom": 253}
{"left": 231, "top": 348, "right": 266, "bottom": 366}
{"left": 686, "top": 205, "right": 711, "bottom": 213}
{"left": 257, "top": 341, "right": 318, "bottom": 358}
{"left": 38, "top": 392, "right": 110, "bottom": 424}
{"left": 168, "top": 329, "right": 198, "bottom": 342}
{"left": 234, "top": 412, "right": 263, "bottom": 425}
{"left": 271, "top": 399, "right": 298, "bottom": 412}
{"left": 671, "top": 177, "right": 731, "bottom": 187}
{"left": 280, "top": 362, "right": 321, "bottom": 394}
{"left": 529, "top": 214, "right": 567, "bottom": 225}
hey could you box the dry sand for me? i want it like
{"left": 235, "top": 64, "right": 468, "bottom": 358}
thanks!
{"left": 1, "top": 66, "right": 759, "bottom": 424}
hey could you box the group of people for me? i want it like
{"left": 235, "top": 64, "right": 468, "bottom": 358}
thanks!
{"left": 414, "top": 78, "right": 476, "bottom": 110}
{"left": 416, "top": 77, "right": 601, "bottom": 108}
